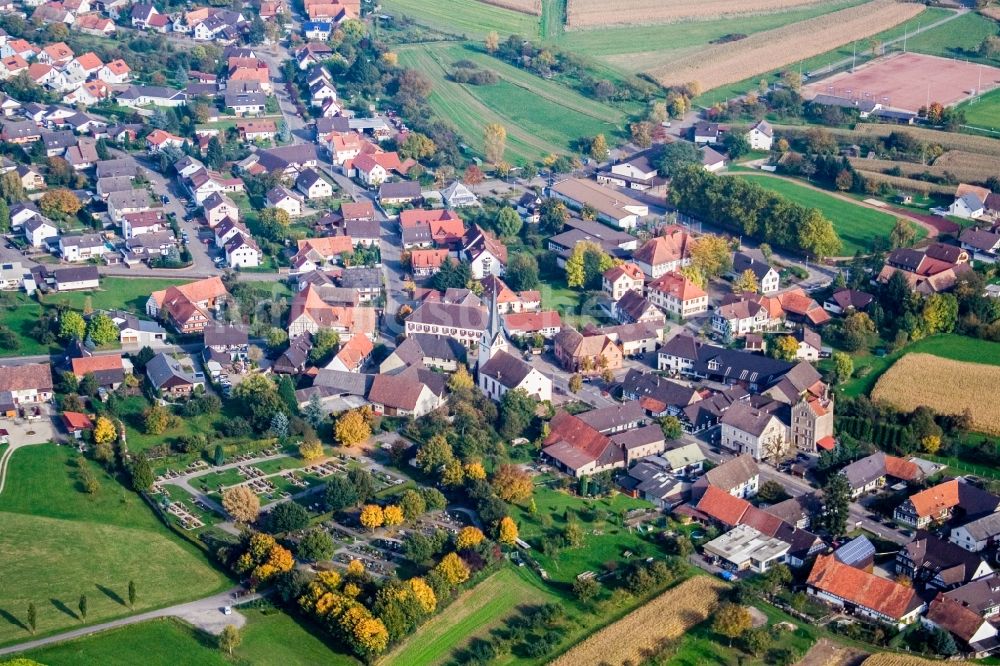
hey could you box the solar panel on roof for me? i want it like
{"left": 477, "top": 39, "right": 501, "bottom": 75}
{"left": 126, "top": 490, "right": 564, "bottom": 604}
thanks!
{"left": 834, "top": 535, "right": 875, "bottom": 566}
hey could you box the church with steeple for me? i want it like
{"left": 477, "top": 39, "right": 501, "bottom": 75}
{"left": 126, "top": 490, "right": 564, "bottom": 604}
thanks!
{"left": 477, "top": 292, "right": 553, "bottom": 404}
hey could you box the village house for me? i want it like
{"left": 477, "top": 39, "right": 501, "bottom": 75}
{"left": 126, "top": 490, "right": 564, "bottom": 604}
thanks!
{"left": 878, "top": 242, "right": 973, "bottom": 295}
{"left": 646, "top": 271, "right": 708, "bottom": 319}
{"left": 553, "top": 327, "right": 624, "bottom": 374}
{"left": 823, "top": 288, "right": 875, "bottom": 315}
{"left": 745, "top": 119, "right": 773, "bottom": 151}
{"left": 378, "top": 181, "right": 422, "bottom": 206}
{"left": 24, "top": 216, "right": 58, "bottom": 247}
{"left": 613, "top": 290, "right": 666, "bottom": 327}
{"left": 632, "top": 226, "right": 693, "bottom": 279}
{"left": 502, "top": 311, "right": 562, "bottom": 339}
{"left": 326, "top": 334, "right": 374, "bottom": 373}
{"left": 379, "top": 334, "right": 465, "bottom": 375}
{"left": 807, "top": 554, "right": 925, "bottom": 628}
{"left": 731, "top": 250, "right": 780, "bottom": 294}
{"left": 112, "top": 310, "right": 167, "bottom": 347}
{"left": 70, "top": 353, "right": 128, "bottom": 390}
{"left": 596, "top": 151, "right": 666, "bottom": 192}
{"left": 296, "top": 168, "right": 334, "bottom": 200}
{"left": 719, "top": 401, "right": 790, "bottom": 461}
{"left": 896, "top": 533, "right": 993, "bottom": 591}
{"left": 602, "top": 262, "right": 644, "bottom": 301}
{"left": 225, "top": 233, "right": 261, "bottom": 268}
{"left": 367, "top": 368, "right": 446, "bottom": 418}
{"left": 703, "top": 525, "right": 789, "bottom": 573}
{"left": 58, "top": 233, "right": 105, "bottom": 262}
{"left": 840, "top": 452, "right": 924, "bottom": 498}
{"left": 0, "top": 363, "right": 54, "bottom": 409}
{"left": 266, "top": 186, "right": 304, "bottom": 218}
{"left": 951, "top": 512, "right": 1000, "bottom": 553}
{"left": 895, "top": 479, "right": 1000, "bottom": 529}
{"left": 146, "top": 352, "right": 205, "bottom": 396}
{"left": 404, "top": 300, "right": 488, "bottom": 349}
{"left": 462, "top": 225, "right": 507, "bottom": 280}
{"left": 146, "top": 276, "right": 229, "bottom": 334}
{"left": 287, "top": 284, "right": 377, "bottom": 340}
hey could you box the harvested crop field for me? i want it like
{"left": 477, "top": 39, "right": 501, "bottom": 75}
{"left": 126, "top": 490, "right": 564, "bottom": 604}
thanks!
{"left": 566, "top": 0, "right": 825, "bottom": 27}
{"left": 862, "top": 655, "right": 970, "bottom": 666}
{"left": 803, "top": 52, "right": 1000, "bottom": 113}
{"left": 479, "top": 0, "right": 539, "bottom": 15}
{"left": 550, "top": 576, "right": 726, "bottom": 666}
{"left": 871, "top": 353, "right": 1000, "bottom": 435}
{"left": 854, "top": 170, "right": 955, "bottom": 195}
{"left": 851, "top": 123, "right": 1000, "bottom": 156}
{"left": 648, "top": 0, "right": 923, "bottom": 90}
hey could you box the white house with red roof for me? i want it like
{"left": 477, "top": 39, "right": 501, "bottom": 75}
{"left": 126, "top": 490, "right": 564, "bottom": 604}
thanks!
{"left": 97, "top": 59, "right": 130, "bottom": 84}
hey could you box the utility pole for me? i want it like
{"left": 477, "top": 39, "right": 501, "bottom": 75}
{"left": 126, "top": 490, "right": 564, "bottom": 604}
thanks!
{"left": 852, "top": 42, "right": 856, "bottom": 73}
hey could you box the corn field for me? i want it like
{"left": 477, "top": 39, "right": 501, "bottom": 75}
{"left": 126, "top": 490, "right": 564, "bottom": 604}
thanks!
{"left": 566, "top": 0, "right": 824, "bottom": 27}
{"left": 851, "top": 124, "right": 1000, "bottom": 157}
{"left": 479, "top": 0, "right": 540, "bottom": 15}
{"left": 848, "top": 154, "right": 999, "bottom": 185}
{"left": 854, "top": 170, "right": 956, "bottom": 195}
{"left": 871, "top": 354, "right": 1000, "bottom": 435}
{"left": 648, "top": 1, "right": 923, "bottom": 90}
{"left": 549, "top": 576, "right": 726, "bottom": 666}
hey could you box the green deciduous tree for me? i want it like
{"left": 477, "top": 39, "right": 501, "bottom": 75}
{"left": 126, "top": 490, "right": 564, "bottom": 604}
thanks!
{"left": 85, "top": 313, "right": 119, "bottom": 346}
{"left": 59, "top": 311, "right": 86, "bottom": 341}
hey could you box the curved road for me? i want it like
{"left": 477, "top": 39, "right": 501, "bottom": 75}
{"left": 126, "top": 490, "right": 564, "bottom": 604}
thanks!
{"left": 0, "top": 588, "right": 259, "bottom": 657}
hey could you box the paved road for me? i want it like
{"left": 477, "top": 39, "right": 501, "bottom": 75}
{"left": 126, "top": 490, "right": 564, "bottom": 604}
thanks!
{"left": 526, "top": 352, "right": 616, "bottom": 408}
{"left": 0, "top": 588, "right": 258, "bottom": 657}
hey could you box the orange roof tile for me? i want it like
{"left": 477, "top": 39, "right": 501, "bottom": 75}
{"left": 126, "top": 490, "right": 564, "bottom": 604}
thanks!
{"left": 648, "top": 271, "right": 706, "bottom": 301}
{"left": 71, "top": 354, "right": 124, "bottom": 377}
{"left": 908, "top": 479, "right": 960, "bottom": 519}
{"left": 696, "top": 485, "right": 750, "bottom": 526}
{"left": 409, "top": 249, "right": 449, "bottom": 269}
{"left": 62, "top": 411, "right": 93, "bottom": 431}
{"left": 74, "top": 52, "right": 103, "bottom": 71}
{"left": 807, "top": 554, "right": 918, "bottom": 620}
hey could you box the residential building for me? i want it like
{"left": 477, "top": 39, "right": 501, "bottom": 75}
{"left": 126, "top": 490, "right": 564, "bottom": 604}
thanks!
{"left": 24, "top": 216, "right": 58, "bottom": 247}
{"left": 404, "top": 301, "right": 487, "bottom": 349}
{"left": 58, "top": 233, "right": 105, "bottom": 262}
{"left": 951, "top": 512, "right": 1000, "bottom": 553}
{"left": 719, "top": 401, "right": 790, "bottom": 461}
{"left": 703, "top": 525, "right": 789, "bottom": 573}
{"left": 646, "top": 271, "right": 708, "bottom": 318}
{"left": 806, "top": 554, "right": 925, "bottom": 628}
{"left": 602, "top": 262, "right": 644, "bottom": 301}
{"left": 70, "top": 353, "right": 127, "bottom": 389}
{"left": 596, "top": 151, "right": 666, "bottom": 191}
{"left": 367, "top": 368, "right": 445, "bottom": 418}
{"left": 287, "top": 284, "right": 377, "bottom": 340}
{"left": 896, "top": 533, "right": 993, "bottom": 590}
{"left": 823, "top": 288, "right": 874, "bottom": 315}
{"left": 146, "top": 276, "right": 229, "bottom": 334}
{"left": 895, "top": 479, "right": 1000, "bottom": 529}
{"left": 924, "top": 594, "right": 999, "bottom": 656}
{"left": 731, "top": 250, "right": 780, "bottom": 294}
{"left": 691, "top": 454, "right": 759, "bottom": 500}
{"left": 51, "top": 265, "right": 99, "bottom": 291}
{"left": 462, "top": 225, "right": 507, "bottom": 280}
{"left": 746, "top": 119, "right": 773, "bottom": 151}
{"left": 613, "top": 290, "right": 665, "bottom": 327}
{"left": 840, "top": 452, "right": 923, "bottom": 499}
{"left": 0, "top": 363, "right": 53, "bottom": 406}
{"left": 145, "top": 353, "right": 205, "bottom": 396}
{"left": 552, "top": 327, "right": 623, "bottom": 374}
{"left": 632, "top": 226, "right": 693, "bottom": 279}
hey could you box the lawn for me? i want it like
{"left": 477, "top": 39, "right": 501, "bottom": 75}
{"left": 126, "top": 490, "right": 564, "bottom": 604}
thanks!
{"left": 961, "top": 86, "right": 1000, "bottom": 132}
{"left": 395, "top": 43, "right": 623, "bottom": 162}
{"left": 381, "top": 0, "right": 541, "bottom": 39}
{"left": 0, "top": 445, "right": 229, "bottom": 646}
{"left": 508, "top": 481, "right": 656, "bottom": 584}
{"left": 40, "top": 277, "right": 189, "bottom": 314}
{"left": 538, "top": 280, "right": 602, "bottom": 328}
{"left": 22, "top": 609, "right": 361, "bottom": 665}
{"left": 0, "top": 291, "right": 52, "bottom": 357}
{"left": 734, "top": 173, "right": 916, "bottom": 256}
{"left": 382, "top": 567, "right": 553, "bottom": 666}
{"left": 115, "top": 395, "right": 235, "bottom": 455}
{"left": 904, "top": 11, "right": 1000, "bottom": 68}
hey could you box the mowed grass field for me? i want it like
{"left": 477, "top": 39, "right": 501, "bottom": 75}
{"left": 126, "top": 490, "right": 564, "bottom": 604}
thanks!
{"left": 508, "top": 481, "right": 653, "bottom": 584}
{"left": 39, "top": 277, "right": 189, "bottom": 315}
{"left": 396, "top": 43, "right": 624, "bottom": 162}
{"left": 0, "top": 445, "right": 229, "bottom": 646}
{"left": 902, "top": 11, "right": 1000, "bottom": 67}
{"left": 961, "top": 87, "right": 1000, "bottom": 132}
{"left": 381, "top": 0, "right": 541, "bottom": 38}
{"left": 0, "top": 291, "right": 53, "bottom": 357}
{"left": 382, "top": 567, "right": 553, "bottom": 666}
{"left": 23, "top": 610, "right": 360, "bottom": 665}
{"left": 734, "top": 173, "right": 914, "bottom": 255}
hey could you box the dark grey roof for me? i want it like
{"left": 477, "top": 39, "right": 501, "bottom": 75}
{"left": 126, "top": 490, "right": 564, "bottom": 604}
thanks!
{"left": 732, "top": 251, "right": 775, "bottom": 281}
{"left": 145, "top": 352, "right": 198, "bottom": 389}
{"left": 943, "top": 573, "right": 1000, "bottom": 615}
{"left": 841, "top": 452, "right": 889, "bottom": 489}
{"left": 903, "top": 533, "right": 989, "bottom": 587}
{"left": 610, "top": 424, "right": 664, "bottom": 450}
{"left": 407, "top": 301, "right": 487, "bottom": 330}
{"left": 703, "top": 454, "right": 759, "bottom": 492}
{"left": 41, "top": 130, "right": 76, "bottom": 150}
{"left": 621, "top": 368, "right": 699, "bottom": 408}
{"left": 662, "top": 334, "right": 795, "bottom": 387}
{"left": 378, "top": 181, "right": 421, "bottom": 199}
{"left": 257, "top": 144, "right": 317, "bottom": 170}
{"left": 345, "top": 218, "right": 380, "bottom": 240}
{"left": 96, "top": 158, "right": 139, "bottom": 179}
{"left": 224, "top": 90, "right": 266, "bottom": 108}
{"left": 312, "top": 368, "right": 374, "bottom": 396}
{"left": 339, "top": 266, "right": 382, "bottom": 290}
{"left": 52, "top": 265, "right": 99, "bottom": 284}
{"left": 720, "top": 400, "right": 785, "bottom": 437}
{"left": 615, "top": 290, "right": 662, "bottom": 323}
{"left": 315, "top": 116, "right": 351, "bottom": 134}
{"left": 478, "top": 349, "right": 533, "bottom": 389}
{"left": 393, "top": 334, "right": 465, "bottom": 366}
{"left": 577, "top": 400, "right": 646, "bottom": 433}
{"left": 203, "top": 324, "right": 248, "bottom": 347}
{"left": 957, "top": 512, "right": 1000, "bottom": 541}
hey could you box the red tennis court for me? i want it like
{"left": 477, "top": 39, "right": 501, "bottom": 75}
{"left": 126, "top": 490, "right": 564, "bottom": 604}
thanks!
{"left": 804, "top": 52, "right": 1000, "bottom": 113}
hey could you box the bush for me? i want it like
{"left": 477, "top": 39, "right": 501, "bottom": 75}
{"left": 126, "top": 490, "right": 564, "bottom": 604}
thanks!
{"left": 220, "top": 416, "right": 253, "bottom": 438}
{"left": 262, "top": 502, "right": 311, "bottom": 534}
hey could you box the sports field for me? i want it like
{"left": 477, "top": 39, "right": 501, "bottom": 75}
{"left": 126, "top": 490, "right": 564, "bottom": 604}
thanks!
{"left": 396, "top": 43, "right": 624, "bottom": 162}
{"left": 804, "top": 53, "right": 1000, "bottom": 114}
{"left": 962, "top": 87, "right": 1000, "bottom": 132}
{"left": 734, "top": 173, "right": 914, "bottom": 255}
{"left": 381, "top": 567, "right": 553, "bottom": 665}
{"left": 0, "top": 445, "right": 228, "bottom": 646}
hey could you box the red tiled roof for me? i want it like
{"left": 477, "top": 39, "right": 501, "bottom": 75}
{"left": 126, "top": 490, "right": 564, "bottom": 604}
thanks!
{"left": 62, "top": 411, "right": 93, "bottom": 431}
{"left": 884, "top": 455, "right": 921, "bottom": 481}
{"left": 71, "top": 354, "right": 124, "bottom": 377}
{"left": 695, "top": 485, "right": 750, "bottom": 526}
{"left": 807, "top": 554, "right": 918, "bottom": 620}
{"left": 909, "top": 479, "right": 960, "bottom": 519}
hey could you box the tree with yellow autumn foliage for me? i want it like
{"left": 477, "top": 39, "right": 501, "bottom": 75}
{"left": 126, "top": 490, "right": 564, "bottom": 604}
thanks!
{"left": 441, "top": 458, "right": 465, "bottom": 486}
{"left": 222, "top": 485, "right": 260, "bottom": 524}
{"left": 383, "top": 504, "right": 404, "bottom": 527}
{"left": 359, "top": 504, "right": 384, "bottom": 532}
{"left": 498, "top": 516, "right": 518, "bottom": 545}
{"left": 92, "top": 416, "right": 117, "bottom": 446}
{"left": 299, "top": 439, "right": 324, "bottom": 461}
{"left": 409, "top": 577, "right": 437, "bottom": 613}
{"left": 455, "top": 526, "right": 485, "bottom": 550}
{"left": 492, "top": 464, "right": 533, "bottom": 503}
{"left": 464, "top": 461, "right": 486, "bottom": 480}
{"left": 335, "top": 409, "right": 371, "bottom": 446}
{"left": 435, "top": 552, "right": 470, "bottom": 586}
{"left": 347, "top": 558, "right": 366, "bottom": 579}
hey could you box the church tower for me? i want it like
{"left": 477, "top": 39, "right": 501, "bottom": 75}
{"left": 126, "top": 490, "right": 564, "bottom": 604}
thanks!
{"left": 477, "top": 291, "right": 508, "bottom": 370}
